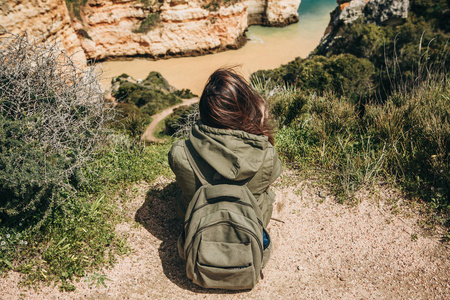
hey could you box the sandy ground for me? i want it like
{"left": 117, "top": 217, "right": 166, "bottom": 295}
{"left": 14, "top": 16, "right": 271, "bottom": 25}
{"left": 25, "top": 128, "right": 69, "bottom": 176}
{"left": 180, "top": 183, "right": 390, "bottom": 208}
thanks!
{"left": 141, "top": 98, "right": 199, "bottom": 143}
{"left": 1, "top": 170, "right": 449, "bottom": 299}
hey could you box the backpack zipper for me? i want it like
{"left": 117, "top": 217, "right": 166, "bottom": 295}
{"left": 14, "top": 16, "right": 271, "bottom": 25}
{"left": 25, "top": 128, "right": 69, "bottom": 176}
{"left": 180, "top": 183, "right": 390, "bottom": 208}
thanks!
{"left": 185, "top": 220, "right": 263, "bottom": 260}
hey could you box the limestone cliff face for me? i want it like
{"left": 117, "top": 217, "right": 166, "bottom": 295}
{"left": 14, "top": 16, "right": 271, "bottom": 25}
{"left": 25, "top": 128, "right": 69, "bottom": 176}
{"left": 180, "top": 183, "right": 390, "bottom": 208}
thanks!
{"left": 265, "top": 0, "right": 301, "bottom": 26}
{"left": 1, "top": 0, "right": 301, "bottom": 63}
{"left": 317, "top": 0, "right": 409, "bottom": 55}
{"left": 78, "top": 0, "right": 249, "bottom": 61}
{"left": 77, "top": 0, "right": 301, "bottom": 61}
{"left": 0, "top": 0, "right": 86, "bottom": 65}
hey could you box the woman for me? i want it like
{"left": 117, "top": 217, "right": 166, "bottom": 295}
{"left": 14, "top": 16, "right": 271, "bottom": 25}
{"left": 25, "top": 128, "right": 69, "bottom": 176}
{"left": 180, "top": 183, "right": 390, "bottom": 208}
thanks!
{"left": 168, "top": 67, "right": 282, "bottom": 228}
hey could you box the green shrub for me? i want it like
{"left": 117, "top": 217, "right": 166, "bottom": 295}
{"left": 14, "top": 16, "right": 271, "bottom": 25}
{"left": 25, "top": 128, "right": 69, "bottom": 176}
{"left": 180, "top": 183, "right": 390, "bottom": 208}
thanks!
{"left": 252, "top": 54, "right": 376, "bottom": 102}
{"left": 134, "top": 13, "right": 160, "bottom": 34}
{"left": 64, "top": 0, "right": 88, "bottom": 20}
{"left": 142, "top": 71, "right": 172, "bottom": 91}
{"left": 0, "top": 135, "right": 173, "bottom": 286}
{"left": 173, "top": 89, "right": 198, "bottom": 99}
{"left": 364, "top": 77, "right": 449, "bottom": 208}
{"left": 314, "top": 16, "right": 449, "bottom": 100}
{"left": 202, "top": 0, "right": 241, "bottom": 11}
{"left": 263, "top": 66, "right": 449, "bottom": 212}
{"left": 112, "top": 72, "right": 182, "bottom": 138}
{"left": 0, "top": 34, "right": 141, "bottom": 288}
{"left": 113, "top": 72, "right": 181, "bottom": 113}
{"left": 411, "top": 0, "right": 450, "bottom": 32}
{"left": 0, "top": 34, "right": 110, "bottom": 230}
{"left": 164, "top": 104, "right": 199, "bottom": 137}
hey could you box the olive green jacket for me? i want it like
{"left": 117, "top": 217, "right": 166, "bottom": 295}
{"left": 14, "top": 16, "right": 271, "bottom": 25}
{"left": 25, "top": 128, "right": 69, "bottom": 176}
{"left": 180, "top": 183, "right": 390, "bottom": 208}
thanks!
{"left": 168, "top": 120, "right": 282, "bottom": 227}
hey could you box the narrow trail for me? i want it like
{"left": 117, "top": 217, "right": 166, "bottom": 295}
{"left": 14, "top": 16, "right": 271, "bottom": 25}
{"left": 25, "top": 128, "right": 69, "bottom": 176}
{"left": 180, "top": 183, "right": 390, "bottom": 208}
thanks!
{"left": 141, "top": 97, "right": 199, "bottom": 143}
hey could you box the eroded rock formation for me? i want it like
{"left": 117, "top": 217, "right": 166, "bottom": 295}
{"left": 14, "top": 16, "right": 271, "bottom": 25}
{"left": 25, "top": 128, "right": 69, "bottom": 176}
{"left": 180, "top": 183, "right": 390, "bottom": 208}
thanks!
{"left": 317, "top": 0, "right": 409, "bottom": 55}
{"left": 0, "top": 0, "right": 86, "bottom": 65}
{"left": 0, "top": 0, "right": 301, "bottom": 63}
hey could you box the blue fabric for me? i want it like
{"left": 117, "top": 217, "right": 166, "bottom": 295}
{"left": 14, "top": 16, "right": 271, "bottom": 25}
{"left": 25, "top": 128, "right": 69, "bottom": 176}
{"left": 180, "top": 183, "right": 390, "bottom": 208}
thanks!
{"left": 263, "top": 229, "right": 269, "bottom": 249}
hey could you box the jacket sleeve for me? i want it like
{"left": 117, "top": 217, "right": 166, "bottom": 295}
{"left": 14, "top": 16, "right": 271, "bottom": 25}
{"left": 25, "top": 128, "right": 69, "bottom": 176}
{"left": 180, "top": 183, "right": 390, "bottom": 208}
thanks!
{"left": 168, "top": 140, "right": 198, "bottom": 219}
{"left": 268, "top": 147, "right": 282, "bottom": 186}
{"left": 257, "top": 146, "right": 282, "bottom": 227}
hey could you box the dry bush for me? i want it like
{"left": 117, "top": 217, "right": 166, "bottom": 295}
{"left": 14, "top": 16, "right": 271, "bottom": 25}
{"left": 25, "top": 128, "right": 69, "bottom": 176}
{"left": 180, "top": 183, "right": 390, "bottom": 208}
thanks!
{"left": 0, "top": 32, "right": 111, "bottom": 229}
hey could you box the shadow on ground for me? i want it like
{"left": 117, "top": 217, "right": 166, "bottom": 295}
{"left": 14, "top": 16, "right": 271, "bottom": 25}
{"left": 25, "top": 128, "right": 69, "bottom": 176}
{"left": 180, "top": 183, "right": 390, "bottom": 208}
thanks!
{"left": 135, "top": 181, "right": 243, "bottom": 295}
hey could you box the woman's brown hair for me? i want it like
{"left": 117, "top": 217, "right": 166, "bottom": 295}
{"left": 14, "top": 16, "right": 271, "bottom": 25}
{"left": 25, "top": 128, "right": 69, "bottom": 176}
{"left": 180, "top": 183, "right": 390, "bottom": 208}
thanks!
{"left": 199, "top": 68, "right": 274, "bottom": 145}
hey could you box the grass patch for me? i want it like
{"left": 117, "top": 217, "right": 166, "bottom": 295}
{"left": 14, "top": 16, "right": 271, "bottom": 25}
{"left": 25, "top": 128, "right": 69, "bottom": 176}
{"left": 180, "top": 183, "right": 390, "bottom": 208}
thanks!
{"left": 0, "top": 138, "right": 173, "bottom": 288}
{"left": 153, "top": 118, "right": 173, "bottom": 141}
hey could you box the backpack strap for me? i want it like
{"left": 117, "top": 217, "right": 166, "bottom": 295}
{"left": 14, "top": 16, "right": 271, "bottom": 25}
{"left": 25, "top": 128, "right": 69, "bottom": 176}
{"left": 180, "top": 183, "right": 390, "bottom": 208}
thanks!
{"left": 184, "top": 140, "right": 208, "bottom": 186}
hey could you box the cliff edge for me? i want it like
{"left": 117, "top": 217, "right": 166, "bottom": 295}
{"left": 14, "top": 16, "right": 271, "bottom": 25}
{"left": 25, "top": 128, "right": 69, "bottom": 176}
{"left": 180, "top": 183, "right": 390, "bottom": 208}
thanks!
{"left": 0, "top": 0, "right": 302, "bottom": 63}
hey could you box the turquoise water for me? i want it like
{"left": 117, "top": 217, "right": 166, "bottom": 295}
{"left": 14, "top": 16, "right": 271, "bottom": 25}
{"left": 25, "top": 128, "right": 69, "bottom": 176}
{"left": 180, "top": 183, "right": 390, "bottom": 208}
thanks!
{"left": 299, "top": 0, "right": 337, "bottom": 15}
{"left": 100, "top": 0, "right": 338, "bottom": 94}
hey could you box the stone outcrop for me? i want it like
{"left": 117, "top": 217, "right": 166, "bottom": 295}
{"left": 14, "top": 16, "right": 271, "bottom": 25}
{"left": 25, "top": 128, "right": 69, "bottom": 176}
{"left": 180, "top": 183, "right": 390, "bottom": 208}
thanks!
{"left": 364, "top": 0, "right": 409, "bottom": 26}
{"left": 317, "top": 0, "right": 409, "bottom": 55}
{"left": 78, "top": 0, "right": 249, "bottom": 61}
{"left": 78, "top": 0, "right": 301, "bottom": 61}
{"left": 0, "top": 0, "right": 86, "bottom": 65}
{"left": 1, "top": 0, "right": 301, "bottom": 63}
{"left": 265, "top": 0, "right": 301, "bottom": 26}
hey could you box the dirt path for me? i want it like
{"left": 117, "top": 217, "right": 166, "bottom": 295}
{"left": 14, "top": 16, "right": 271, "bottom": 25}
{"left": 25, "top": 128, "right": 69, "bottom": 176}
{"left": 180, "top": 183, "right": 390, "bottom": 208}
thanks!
{"left": 141, "top": 98, "right": 199, "bottom": 143}
{"left": 2, "top": 171, "right": 449, "bottom": 299}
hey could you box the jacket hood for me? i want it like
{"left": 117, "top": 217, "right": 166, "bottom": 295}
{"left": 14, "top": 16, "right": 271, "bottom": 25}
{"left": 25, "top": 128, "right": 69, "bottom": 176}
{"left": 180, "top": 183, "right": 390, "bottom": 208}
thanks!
{"left": 189, "top": 120, "right": 271, "bottom": 181}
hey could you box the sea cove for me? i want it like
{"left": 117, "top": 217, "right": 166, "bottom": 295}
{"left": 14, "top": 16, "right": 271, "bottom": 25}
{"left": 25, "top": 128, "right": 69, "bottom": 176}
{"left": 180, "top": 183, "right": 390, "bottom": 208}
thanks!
{"left": 99, "top": 0, "right": 337, "bottom": 95}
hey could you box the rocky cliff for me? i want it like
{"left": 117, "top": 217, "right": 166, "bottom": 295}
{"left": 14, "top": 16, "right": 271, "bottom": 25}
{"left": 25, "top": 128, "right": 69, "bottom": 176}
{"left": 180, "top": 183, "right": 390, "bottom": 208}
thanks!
{"left": 1, "top": 0, "right": 301, "bottom": 63}
{"left": 0, "top": 0, "right": 86, "bottom": 65}
{"left": 317, "top": 0, "right": 409, "bottom": 54}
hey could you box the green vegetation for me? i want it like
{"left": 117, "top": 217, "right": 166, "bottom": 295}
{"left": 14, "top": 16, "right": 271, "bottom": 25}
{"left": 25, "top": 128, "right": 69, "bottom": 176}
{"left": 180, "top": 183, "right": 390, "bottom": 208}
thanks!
{"left": 173, "top": 88, "right": 197, "bottom": 99}
{"left": 134, "top": 13, "right": 161, "bottom": 34}
{"left": 202, "top": 0, "right": 241, "bottom": 12}
{"left": 0, "top": 34, "right": 172, "bottom": 289}
{"left": 112, "top": 71, "right": 183, "bottom": 138}
{"left": 314, "top": 0, "right": 449, "bottom": 101}
{"left": 253, "top": 74, "right": 449, "bottom": 211}
{"left": 252, "top": 54, "right": 376, "bottom": 103}
{"left": 2, "top": 0, "right": 449, "bottom": 292}
{"left": 251, "top": 0, "right": 450, "bottom": 230}
{"left": 64, "top": 0, "right": 88, "bottom": 20}
{"left": 164, "top": 104, "right": 199, "bottom": 137}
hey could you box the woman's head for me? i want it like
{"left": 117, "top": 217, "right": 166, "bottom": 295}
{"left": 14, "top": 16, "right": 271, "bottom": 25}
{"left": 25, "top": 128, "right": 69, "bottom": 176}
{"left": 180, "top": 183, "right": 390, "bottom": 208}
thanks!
{"left": 199, "top": 68, "right": 274, "bottom": 144}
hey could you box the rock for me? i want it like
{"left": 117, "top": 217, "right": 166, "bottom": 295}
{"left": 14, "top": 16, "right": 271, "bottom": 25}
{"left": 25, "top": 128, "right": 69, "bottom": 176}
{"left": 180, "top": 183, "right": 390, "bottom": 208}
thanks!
{"left": 337, "top": 0, "right": 369, "bottom": 25}
{"left": 265, "top": 0, "right": 301, "bottom": 26}
{"left": 364, "top": 0, "right": 409, "bottom": 25}
{"left": 1, "top": 0, "right": 302, "bottom": 63}
{"left": 317, "top": 0, "right": 410, "bottom": 55}
{"left": 0, "top": 0, "right": 86, "bottom": 66}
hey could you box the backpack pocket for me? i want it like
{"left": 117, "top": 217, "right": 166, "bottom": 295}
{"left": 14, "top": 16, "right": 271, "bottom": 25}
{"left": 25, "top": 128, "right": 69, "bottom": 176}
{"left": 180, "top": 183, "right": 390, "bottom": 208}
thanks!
{"left": 196, "top": 263, "right": 255, "bottom": 290}
{"left": 196, "top": 241, "right": 256, "bottom": 289}
{"left": 198, "top": 241, "right": 252, "bottom": 268}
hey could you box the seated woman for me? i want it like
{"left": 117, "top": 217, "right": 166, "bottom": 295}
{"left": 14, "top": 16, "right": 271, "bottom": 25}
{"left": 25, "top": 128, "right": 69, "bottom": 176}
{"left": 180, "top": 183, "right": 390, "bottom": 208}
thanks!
{"left": 168, "top": 68, "right": 282, "bottom": 289}
{"left": 168, "top": 67, "right": 282, "bottom": 232}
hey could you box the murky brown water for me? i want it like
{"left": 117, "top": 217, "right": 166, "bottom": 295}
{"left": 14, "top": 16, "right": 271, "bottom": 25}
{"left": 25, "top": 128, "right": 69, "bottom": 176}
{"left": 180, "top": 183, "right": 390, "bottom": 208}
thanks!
{"left": 98, "top": 2, "right": 334, "bottom": 95}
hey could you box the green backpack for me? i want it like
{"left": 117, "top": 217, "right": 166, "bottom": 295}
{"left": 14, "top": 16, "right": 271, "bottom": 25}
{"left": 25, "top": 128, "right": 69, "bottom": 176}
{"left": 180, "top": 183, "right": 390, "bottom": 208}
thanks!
{"left": 177, "top": 141, "right": 271, "bottom": 290}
